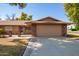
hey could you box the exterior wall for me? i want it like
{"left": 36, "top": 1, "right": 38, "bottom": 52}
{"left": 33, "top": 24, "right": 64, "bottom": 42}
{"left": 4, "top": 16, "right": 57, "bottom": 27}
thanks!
{"left": 62, "top": 25, "right": 67, "bottom": 36}
{"left": 12, "top": 26, "right": 20, "bottom": 34}
{"left": 0, "top": 24, "right": 67, "bottom": 36}
{"left": 31, "top": 24, "right": 37, "bottom": 36}
{"left": 36, "top": 24, "right": 63, "bottom": 37}
{"left": 3, "top": 26, "right": 20, "bottom": 34}
{"left": 0, "top": 25, "right": 32, "bottom": 35}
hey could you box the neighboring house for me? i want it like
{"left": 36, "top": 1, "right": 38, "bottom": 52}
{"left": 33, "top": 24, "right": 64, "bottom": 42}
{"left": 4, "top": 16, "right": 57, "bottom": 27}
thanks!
{"left": 67, "top": 24, "right": 76, "bottom": 30}
{"left": 0, "top": 17, "right": 72, "bottom": 37}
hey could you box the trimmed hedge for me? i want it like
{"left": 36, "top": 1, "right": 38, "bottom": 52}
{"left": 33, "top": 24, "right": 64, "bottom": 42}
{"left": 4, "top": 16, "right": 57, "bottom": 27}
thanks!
{"left": 71, "top": 28, "right": 77, "bottom": 31}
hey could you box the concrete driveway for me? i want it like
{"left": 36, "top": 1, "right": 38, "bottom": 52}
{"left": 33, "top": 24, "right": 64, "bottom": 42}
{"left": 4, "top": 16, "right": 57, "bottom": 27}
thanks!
{"left": 29, "top": 37, "right": 79, "bottom": 56}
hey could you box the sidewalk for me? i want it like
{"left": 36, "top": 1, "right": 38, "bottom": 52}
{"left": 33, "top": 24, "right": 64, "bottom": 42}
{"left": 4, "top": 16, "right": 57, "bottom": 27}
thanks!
{"left": 7, "top": 35, "right": 33, "bottom": 39}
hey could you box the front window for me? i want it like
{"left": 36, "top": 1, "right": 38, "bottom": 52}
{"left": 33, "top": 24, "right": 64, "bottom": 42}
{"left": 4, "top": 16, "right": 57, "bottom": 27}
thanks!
{"left": 5, "top": 26, "right": 12, "bottom": 31}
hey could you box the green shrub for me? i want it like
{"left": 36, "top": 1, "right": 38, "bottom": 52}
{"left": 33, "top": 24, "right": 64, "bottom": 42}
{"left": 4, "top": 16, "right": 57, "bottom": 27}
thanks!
{"left": 70, "top": 26, "right": 77, "bottom": 31}
{"left": 0, "top": 28, "right": 5, "bottom": 38}
{"left": 71, "top": 28, "right": 77, "bottom": 31}
{"left": 25, "top": 30, "right": 30, "bottom": 34}
{"left": 0, "top": 28, "right": 5, "bottom": 34}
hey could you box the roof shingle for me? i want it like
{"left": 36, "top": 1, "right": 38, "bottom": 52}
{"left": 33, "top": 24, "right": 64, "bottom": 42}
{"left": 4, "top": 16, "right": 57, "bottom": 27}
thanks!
{"left": 0, "top": 20, "right": 31, "bottom": 26}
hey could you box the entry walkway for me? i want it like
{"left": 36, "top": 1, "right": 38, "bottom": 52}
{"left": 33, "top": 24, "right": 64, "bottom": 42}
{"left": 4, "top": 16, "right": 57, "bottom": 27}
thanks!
{"left": 7, "top": 35, "right": 33, "bottom": 39}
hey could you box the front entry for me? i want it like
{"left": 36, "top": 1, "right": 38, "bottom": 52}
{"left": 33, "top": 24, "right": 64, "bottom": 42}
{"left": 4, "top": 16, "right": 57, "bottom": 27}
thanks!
{"left": 5, "top": 26, "right": 20, "bottom": 35}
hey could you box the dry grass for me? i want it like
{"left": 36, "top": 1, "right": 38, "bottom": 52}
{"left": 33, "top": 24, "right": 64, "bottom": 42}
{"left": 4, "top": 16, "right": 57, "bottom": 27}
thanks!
{"left": 0, "top": 38, "right": 29, "bottom": 56}
{"left": 67, "top": 30, "right": 79, "bottom": 40}
{"left": 67, "top": 30, "right": 79, "bottom": 37}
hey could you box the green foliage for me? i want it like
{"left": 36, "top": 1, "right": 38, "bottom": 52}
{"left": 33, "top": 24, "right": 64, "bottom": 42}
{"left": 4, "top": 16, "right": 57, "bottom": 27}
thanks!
{"left": 0, "top": 28, "right": 5, "bottom": 34}
{"left": 75, "top": 24, "right": 79, "bottom": 30}
{"left": 64, "top": 3, "right": 79, "bottom": 30}
{"left": 19, "top": 12, "right": 27, "bottom": 20}
{"left": 25, "top": 30, "right": 29, "bottom": 33}
{"left": 9, "top": 3, "right": 32, "bottom": 21}
{"left": 70, "top": 26, "right": 77, "bottom": 31}
{"left": 27, "top": 15, "right": 32, "bottom": 20}
{"left": 9, "top": 3, "right": 27, "bottom": 9}
{"left": 0, "top": 28, "right": 5, "bottom": 38}
{"left": 70, "top": 28, "right": 77, "bottom": 31}
{"left": 25, "top": 30, "right": 30, "bottom": 34}
{"left": 17, "top": 12, "right": 32, "bottom": 20}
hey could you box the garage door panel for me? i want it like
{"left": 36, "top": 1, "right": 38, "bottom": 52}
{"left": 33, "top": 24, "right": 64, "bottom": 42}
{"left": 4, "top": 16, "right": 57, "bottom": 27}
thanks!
{"left": 36, "top": 25, "right": 62, "bottom": 36}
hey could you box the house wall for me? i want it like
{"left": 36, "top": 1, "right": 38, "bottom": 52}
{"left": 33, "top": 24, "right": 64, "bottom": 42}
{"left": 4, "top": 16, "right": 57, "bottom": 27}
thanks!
{"left": 0, "top": 24, "right": 67, "bottom": 36}
{"left": 3, "top": 26, "right": 20, "bottom": 34}
{"left": 35, "top": 24, "right": 63, "bottom": 37}
{"left": 62, "top": 25, "right": 67, "bottom": 36}
{"left": 0, "top": 25, "right": 32, "bottom": 35}
{"left": 12, "top": 26, "right": 20, "bottom": 34}
{"left": 31, "top": 24, "right": 37, "bottom": 36}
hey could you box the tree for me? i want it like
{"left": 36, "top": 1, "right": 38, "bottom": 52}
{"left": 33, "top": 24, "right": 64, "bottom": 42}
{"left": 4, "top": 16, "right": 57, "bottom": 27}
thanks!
{"left": 27, "top": 15, "right": 32, "bottom": 20}
{"left": 9, "top": 3, "right": 27, "bottom": 9}
{"left": 64, "top": 3, "right": 79, "bottom": 30}
{"left": 19, "top": 12, "right": 27, "bottom": 20}
{"left": 6, "top": 14, "right": 16, "bottom": 20}
{"left": 9, "top": 3, "right": 32, "bottom": 20}
{"left": 16, "top": 12, "right": 32, "bottom": 20}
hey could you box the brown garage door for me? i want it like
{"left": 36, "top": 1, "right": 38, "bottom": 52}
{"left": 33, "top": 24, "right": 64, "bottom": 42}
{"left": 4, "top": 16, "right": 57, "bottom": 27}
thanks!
{"left": 36, "top": 25, "right": 62, "bottom": 36}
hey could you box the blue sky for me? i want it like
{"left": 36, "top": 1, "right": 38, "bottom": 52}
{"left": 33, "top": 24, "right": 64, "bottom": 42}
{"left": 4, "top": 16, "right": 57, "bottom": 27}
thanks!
{"left": 0, "top": 3, "right": 69, "bottom": 21}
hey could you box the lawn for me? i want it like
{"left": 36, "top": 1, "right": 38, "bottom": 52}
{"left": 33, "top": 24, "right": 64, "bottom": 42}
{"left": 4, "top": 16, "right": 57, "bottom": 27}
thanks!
{"left": 67, "top": 30, "right": 79, "bottom": 40}
{"left": 67, "top": 30, "right": 79, "bottom": 37}
{"left": 0, "top": 38, "right": 29, "bottom": 56}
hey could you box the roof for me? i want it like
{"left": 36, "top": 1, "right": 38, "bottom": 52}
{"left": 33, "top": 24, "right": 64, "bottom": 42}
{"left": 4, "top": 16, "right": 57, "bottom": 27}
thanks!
{"left": 0, "top": 20, "right": 31, "bottom": 26}
{"left": 0, "top": 17, "right": 73, "bottom": 26}
{"left": 32, "top": 21, "right": 73, "bottom": 25}
{"left": 32, "top": 17, "right": 73, "bottom": 25}
{"left": 37, "top": 17, "right": 62, "bottom": 22}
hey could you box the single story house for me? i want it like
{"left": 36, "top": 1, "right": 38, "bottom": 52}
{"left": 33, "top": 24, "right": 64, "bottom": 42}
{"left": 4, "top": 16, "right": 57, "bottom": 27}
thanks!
{"left": 0, "top": 17, "right": 72, "bottom": 37}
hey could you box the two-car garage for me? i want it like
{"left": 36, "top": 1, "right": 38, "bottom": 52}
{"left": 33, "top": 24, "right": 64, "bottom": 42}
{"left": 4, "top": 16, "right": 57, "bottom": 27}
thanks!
{"left": 36, "top": 24, "right": 63, "bottom": 36}
{"left": 31, "top": 17, "right": 71, "bottom": 37}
